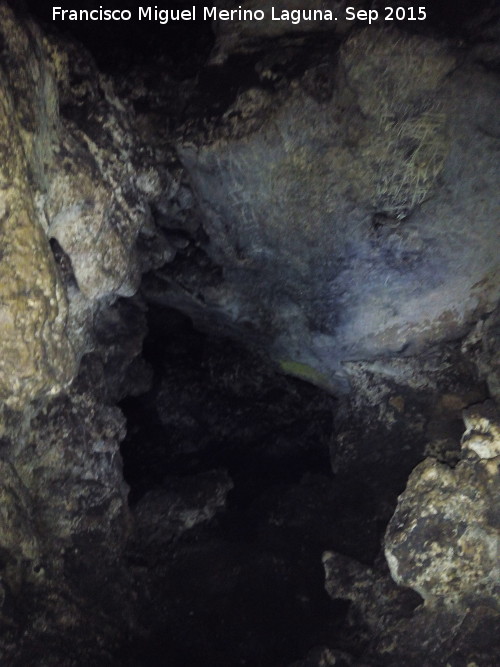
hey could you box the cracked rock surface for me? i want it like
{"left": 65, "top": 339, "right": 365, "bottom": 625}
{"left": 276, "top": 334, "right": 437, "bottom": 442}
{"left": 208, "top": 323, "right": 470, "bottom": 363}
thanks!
{"left": 175, "top": 27, "right": 500, "bottom": 392}
{"left": 385, "top": 401, "right": 500, "bottom": 607}
{"left": 0, "top": 0, "right": 499, "bottom": 665}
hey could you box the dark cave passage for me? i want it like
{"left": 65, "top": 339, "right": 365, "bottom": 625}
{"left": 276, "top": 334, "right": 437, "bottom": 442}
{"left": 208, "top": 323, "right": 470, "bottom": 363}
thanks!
{"left": 0, "top": 2, "right": 497, "bottom": 665}
{"left": 120, "top": 306, "right": 337, "bottom": 504}
{"left": 115, "top": 305, "right": 417, "bottom": 666}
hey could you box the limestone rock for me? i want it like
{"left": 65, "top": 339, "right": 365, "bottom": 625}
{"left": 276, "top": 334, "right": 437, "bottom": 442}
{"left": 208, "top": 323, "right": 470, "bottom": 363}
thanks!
{"left": 323, "top": 547, "right": 500, "bottom": 664}
{"left": 338, "top": 29, "right": 454, "bottom": 217}
{"left": 462, "top": 399, "right": 500, "bottom": 459}
{"left": 378, "top": 602, "right": 500, "bottom": 666}
{"left": 91, "top": 296, "right": 152, "bottom": 402}
{"left": 0, "top": 387, "right": 134, "bottom": 659}
{"left": 131, "top": 470, "right": 233, "bottom": 548}
{"left": 465, "top": 305, "right": 500, "bottom": 403}
{"left": 384, "top": 445, "right": 500, "bottom": 607}
{"left": 0, "top": 386, "right": 134, "bottom": 664}
{"left": 322, "top": 551, "right": 420, "bottom": 636}
{"left": 0, "top": 0, "right": 161, "bottom": 409}
{"left": 0, "top": 4, "right": 75, "bottom": 407}
{"left": 0, "top": 2, "right": 498, "bottom": 663}
{"left": 177, "top": 28, "right": 500, "bottom": 393}
{"left": 0, "top": 460, "right": 42, "bottom": 593}
{"left": 42, "top": 34, "right": 144, "bottom": 300}
{"left": 323, "top": 398, "right": 500, "bottom": 662}
{"left": 14, "top": 391, "right": 131, "bottom": 554}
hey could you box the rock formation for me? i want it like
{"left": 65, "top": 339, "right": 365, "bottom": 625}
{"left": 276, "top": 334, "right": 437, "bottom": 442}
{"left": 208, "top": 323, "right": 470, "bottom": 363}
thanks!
{"left": 0, "top": 0, "right": 498, "bottom": 664}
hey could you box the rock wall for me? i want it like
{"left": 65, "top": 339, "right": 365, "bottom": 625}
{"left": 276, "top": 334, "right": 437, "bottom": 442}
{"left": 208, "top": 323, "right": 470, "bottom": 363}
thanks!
{"left": 0, "top": 0, "right": 498, "bottom": 664}
{"left": 176, "top": 27, "right": 500, "bottom": 393}
{"left": 385, "top": 401, "right": 500, "bottom": 608}
{"left": 0, "top": 4, "right": 74, "bottom": 407}
{"left": 0, "top": 3, "right": 148, "bottom": 661}
{"left": 322, "top": 402, "right": 500, "bottom": 665}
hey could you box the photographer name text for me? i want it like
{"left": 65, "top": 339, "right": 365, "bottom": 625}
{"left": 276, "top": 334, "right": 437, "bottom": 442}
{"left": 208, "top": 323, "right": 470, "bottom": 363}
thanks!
{"left": 52, "top": 6, "right": 428, "bottom": 26}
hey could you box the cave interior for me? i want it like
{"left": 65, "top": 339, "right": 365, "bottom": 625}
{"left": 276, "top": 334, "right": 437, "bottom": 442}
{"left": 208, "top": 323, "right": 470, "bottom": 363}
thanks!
{"left": 0, "top": 0, "right": 499, "bottom": 665}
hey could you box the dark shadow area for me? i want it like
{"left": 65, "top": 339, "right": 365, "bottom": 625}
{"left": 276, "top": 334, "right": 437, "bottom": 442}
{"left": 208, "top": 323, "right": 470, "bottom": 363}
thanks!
{"left": 120, "top": 307, "right": 336, "bottom": 503}
{"left": 22, "top": 0, "right": 500, "bottom": 79}
{"left": 0, "top": 3, "right": 496, "bottom": 665}
{"left": 22, "top": 0, "right": 215, "bottom": 76}
{"left": 115, "top": 306, "right": 406, "bottom": 666}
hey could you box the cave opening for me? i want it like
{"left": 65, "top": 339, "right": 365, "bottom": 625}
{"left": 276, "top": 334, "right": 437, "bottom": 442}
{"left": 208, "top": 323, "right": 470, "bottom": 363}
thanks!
{"left": 0, "top": 1, "right": 498, "bottom": 664}
{"left": 115, "top": 302, "right": 394, "bottom": 666}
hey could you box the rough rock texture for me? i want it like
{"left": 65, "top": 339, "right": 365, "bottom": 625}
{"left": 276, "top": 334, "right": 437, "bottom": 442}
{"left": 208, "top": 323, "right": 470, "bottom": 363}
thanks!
{"left": 323, "top": 551, "right": 421, "bottom": 660}
{"left": 0, "top": 0, "right": 499, "bottom": 664}
{"left": 0, "top": 4, "right": 74, "bottom": 407}
{"left": 465, "top": 304, "right": 500, "bottom": 403}
{"left": 385, "top": 453, "right": 500, "bottom": 606}
{"left": 0, "top": 0, "right": 157, "bottom": 407}
{"left": 328, "top": 339, "right": 489, "bottom": 545}
{"left": 43, "top": 33, "right": 145, "bottom": 301}
{"left": 15, "top": 392, "right": 130, "bottom": 552}
{"left": 385, "top": 401, "right": 500, "bottom": 607}
{"left": 0, "top": 388, "right": 134, "bottom": 665}
{"left": 323, "top": 551, "right": 500, "bottom": 665}
{"left": 0, "top": 459, "right": 43, "bottom": 593}
{"left": 131, "top": 470, "right": 233, "bottom": 549}
{"left": 176, "top": 27, "right": 500, "bottom": 393}
{"left": 322, "top": 402, "right": 500, "bottom": 664}
{"left": 0, "top": 4, "right": 150, "bottom": 660}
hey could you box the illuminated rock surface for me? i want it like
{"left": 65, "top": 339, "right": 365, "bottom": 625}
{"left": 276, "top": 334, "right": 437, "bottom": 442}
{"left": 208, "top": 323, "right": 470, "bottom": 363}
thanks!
{"left": 0, "top": 4, "right": 74, "bottom": 407}
{"left": 0, "top": 1, "right": 499, "bottom": 664}
{"left": 176, "top": 26, "right": 500, "bottom": 392}
{"left": 385, "top": 401, "right": 500, "bottom": 606}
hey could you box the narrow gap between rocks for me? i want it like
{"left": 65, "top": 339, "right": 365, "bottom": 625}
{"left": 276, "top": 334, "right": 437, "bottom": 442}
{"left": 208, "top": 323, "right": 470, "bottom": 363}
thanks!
{"left": 1, "top": 1, "right": 495, "bottom": 664}
{"left": 115, "top": 304, "right": 413, "bottom": 666}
